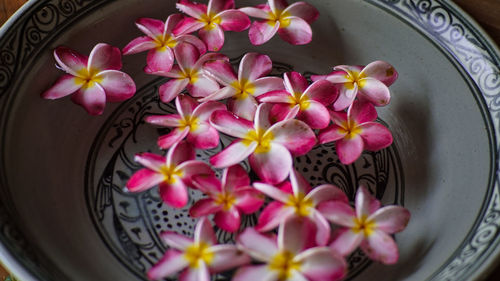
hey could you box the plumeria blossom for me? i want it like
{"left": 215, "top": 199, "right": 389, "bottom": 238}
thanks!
{"left": 234, "top": 217, "right": 347, "bottom": 281}
{"left": 209, "top": 103, "right": 316, "bottom": 184}
{"left": 190, "top": 165, "right": 264, "bottom": 232}
{"left": 258, "top": 71, "right": 338, "bottom": 129}
{"left": 145, "top": 42, "right": 227, "bottom": 103}
{"left": 125, "top": 141, "right": 213, "bottom": 208}
{"left": 174, "top": 0, "right": 251, "bottom": 51}
{"left": 122, "top": 14, "right": 206, "bottom": 73}
{"left": 253, "top": 169, "right": 348, "bottom": 245}
{"left": 318, "top": 100, "right": 393, "bottom": 165}
{"left": 201, "top": 52, "right": 284, "bottom": 120}
{"left": 146, "top": 95, "right": 226, "bottom": 149}
{"left": 318, "top": 186, "right": 410, "bottom": 264}
{"left": 312, "top": 61, "right": 398, "bottom": 111}
{"left": 42, "top": 43, "right": 136, "bottom": 115}
{"left": 240, "top": 0, "right": 319, "bottom": 45}
{"left": 148, "top": 217, "right": 251, "bottom": 281}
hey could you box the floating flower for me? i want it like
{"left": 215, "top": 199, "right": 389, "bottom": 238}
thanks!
{"left": 253, "top": 169, "right": 347, "bottom": 245}
{"left": 122, "top": 14, "right": 206, "bottom": 72}
{"left": 145, "top": 42, "right": 227, "bottom": 103}
{"left": 258, "top": 71, "right": 338, "bottom": 129}
{"left": 174, "top": 0, "right": 251, "bottom": 51}
{"left": 312, "top": 61, "right": 398, "bottom": 111}
{"left": 146, "top": 95, "right": 226, "bottom": 149}
{"left": 190, "top": 165, "right": 265, "bottom": 232}
{"left": 209, "top": 103, "right": 316, "bottom": 184}
{"left": 42, "top": 43, "right": 136, "bottom": 115}
{"left": 240, "top": 0, "right": 319, "bottom": 45}
{"left": 125, "top": 141, "right": 213, "bottom": 208}
{"left": 318, "top": 100, "right": 393, "bottom": 165}
{"left": 201, "top": 52, "right": 284, "bottom": 120}
{"left": 318, "top": 186, "right": 410, "bottom": 264}
{"left": 234, "top": 217, "right": 347, "bottom": 281}
{"left": 148, "top": 217, "right": 251, "bottom": 280}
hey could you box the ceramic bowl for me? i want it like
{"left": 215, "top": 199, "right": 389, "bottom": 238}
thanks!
{"left": 1, "top": 0, "right": 500, "bottom": 280}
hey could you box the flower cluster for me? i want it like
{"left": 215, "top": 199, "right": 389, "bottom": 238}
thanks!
{"left": 41, "top": 0, "right": 411, "bottom": 280}
{"left": 145, "top": 184, "right": 410, "bottom": 281}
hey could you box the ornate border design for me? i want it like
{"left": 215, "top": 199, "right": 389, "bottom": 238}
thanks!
{"left": 0, "top": 0, "right": 111, "bottom": 99}
{"left": 0, "top": 0, "right": 498, "bottom": 280}
{"left": 365, "top": 1, "right": 500, "bottom": 280}
{"left": 0, "top": 0, "right": 115, "bottom": 280}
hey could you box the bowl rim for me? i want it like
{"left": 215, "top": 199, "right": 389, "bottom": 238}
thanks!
{"left": 1, "top": 0, "right": 500, "bottom": 280}
{"left": 1, "top": 2, "right": 40, "bottom": 280}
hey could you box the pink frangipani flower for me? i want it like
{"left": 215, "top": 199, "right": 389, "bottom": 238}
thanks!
{"left": 146, "top": 95, "right": 226, "bottom": 149}
{"left": 209, "top": 103, "right": 316, "bottom": 184}
{"left": 240, "top": 0, "right": 319, "bottom": 45}
{"left": 190, "top": 165, "right": 265, "bottom": 232}
{"left": 258, "top": 71, "right": 338, "bottom": 129}
{"left": 234, "top": 217, "right": 347, "bottom": 281}
{"left": 174, "top": 0, "right": 251, "bottom": 51}
{"left": 318, "top": 186, "right": 410, "bottom": 264}
{"left": 125, "top": 141, "right": 213, "bottom": 208}
{"left": 201, "top": 52, "right": 284, "bottom": 120}
{"left": 42, "top": 43, "right": 136, "bottom": 115}
{"left": 122, "top": 14, "right": 206, "bottom": 73}
{"left": 148, "top": 217, "right": 251, "bottom": 281}
{"left": 318, "top": 100, "right": 393, "bottom": 165}
{"left": 253, "top": 169, "right": 348, "bottom": 245}
{"left": 312, "top": 61, "right": 398, "bottom": 111}
{"left": 145, "top": 42, "right": 227, "bottom": 103}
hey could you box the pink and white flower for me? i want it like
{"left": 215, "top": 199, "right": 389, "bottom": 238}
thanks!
{"left": 240, "top": 0, "right": 319, "bottom": 45}
{"left": 258, "top": 71, "right": 338, "bottom": 129}
{"left": 209, "top": 103, "right": 316, "bottom": 184}
{"left": 122, "top": 15, "right": 206, "bottom": 73}
{"left": 318, "top": 100, "right": 393, "bottom": 165}
{"left": 318, "top": 186, "right": 410, "bottom": 264}
{"left": 234, "top": 217, "right": 347, "bottom": 281}
{"left": 174, "top": 0, "right": 251, "bottom": 51}
{"left": 145, "top": 42, "right": 227, "bottom": 103}
{"left": 190, "top": 165, "right": 265, "bottom": 232}
{"left": 125, "top": 141, "right": 213, "bottom": 208}
{"left": 148, "top": 217, "right": 251, "bottom": 281}
{"left": 42, "top": 43, "right": 136, "bottom": 115}
{"left": 146, "top": 95, "right": 226, "bottom": 149}
{"left": 312, "top": 61, "right": 398, "bottom": 111}
{"left": 253, "top": 169, "right": 348, "bottom": 245}
{"left": 201, "top": 52, "right": 284, "bottom": 120}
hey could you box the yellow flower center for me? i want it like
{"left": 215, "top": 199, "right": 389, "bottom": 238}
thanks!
{"left": 214, "top": 192, "right": 237, "bottom": 211}
{"left": 231, "top": 78, "right": 256, "bottom": 100}
{"left": 286, "top": 192, "right": 314, "bottom": 217}
{"left": 159, "top": 165, "right": 183, "bottom": 184}
{"left": 200, "top": 13, "right": 222, "bottom": 30}
{"left": 268, "top": 250, "right": 301, "bottom": 281}
{"left": 289, "top": 92, "right": 310, "bottom": 111}
{"left": 74, "top": 67, "right": 103, "bottom": 89}
{"left": 154, "top": 34, "right": 178, "bottom": 51}
{"left": 242, "top": 128, "right": 274, "bottom": 153}
{"left": 344, "top": 70, "right": 366, "bottom": 90}
{"left": 352, "top": 215, "right": 376, "bottom": 237}
{"left": 338, "top": 120, "right": 363, "bottom": 139}
{"left": 181, "top": 68, "right": 199, "bottom": 84}
{"left": 267, "top": 10, "right": 291, "bottom": 28}
{"left": 178, "top": 115, "right": 200, "bottom": 133}
{"left": 183, "top": 242, "right": 215, "bottom": 268}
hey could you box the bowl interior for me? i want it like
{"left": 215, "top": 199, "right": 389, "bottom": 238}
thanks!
{"left": 0, "top": 0, "right": 496, "bottom": 280}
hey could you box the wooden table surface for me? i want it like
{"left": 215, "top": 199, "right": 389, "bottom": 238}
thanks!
{"left": 1, "top": 0, "right": 500, "bottom": 280}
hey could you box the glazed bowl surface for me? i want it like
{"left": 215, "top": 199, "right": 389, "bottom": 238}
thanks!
{"left": 1, "top": 0, "right": 500, "bottom": 280}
